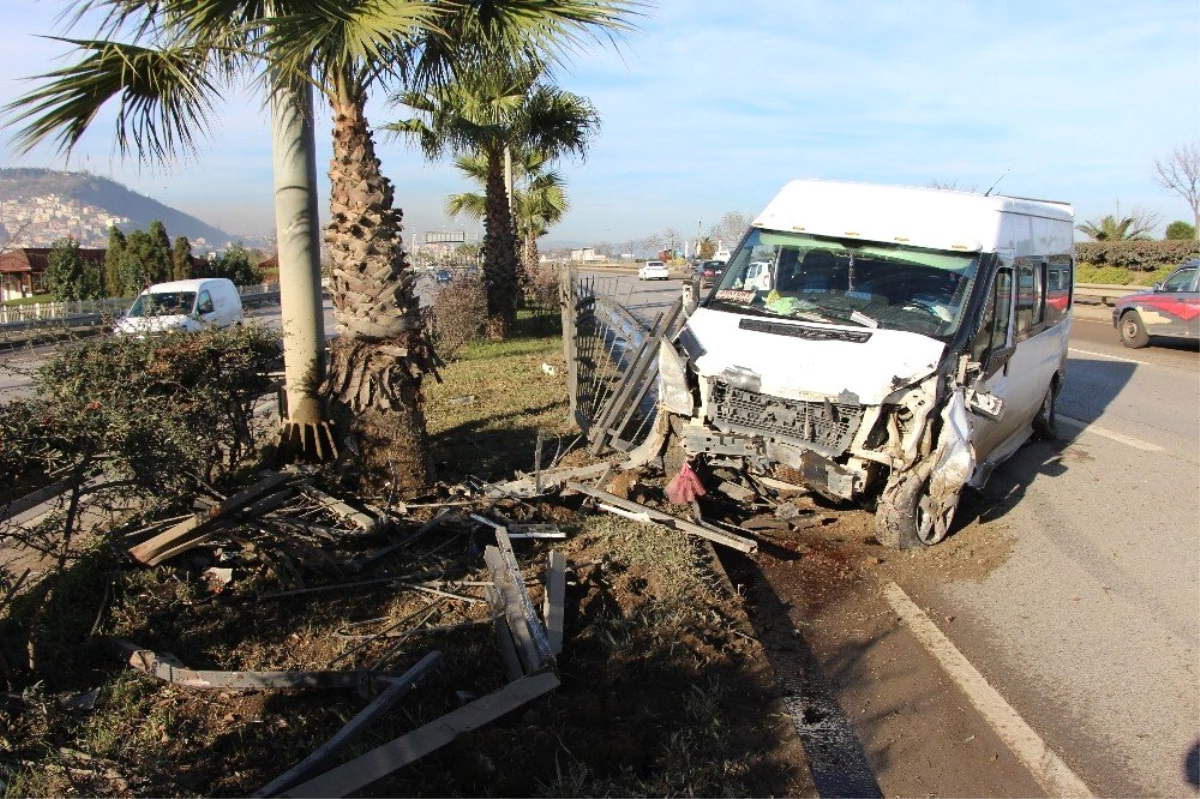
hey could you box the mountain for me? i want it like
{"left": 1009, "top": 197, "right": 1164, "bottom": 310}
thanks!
{"left": 0, "top": 168, "right": 230, "bottom": 248}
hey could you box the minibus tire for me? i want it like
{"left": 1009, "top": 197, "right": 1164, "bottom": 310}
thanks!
{"left": 1032, "top": 380, "right": 1057, "bottom": 440}
{"left": 1119, "top": 310, "right": 1149, "bottom": 349}
{"left": 875, "top": 470, "right": 956, "bottom": 549}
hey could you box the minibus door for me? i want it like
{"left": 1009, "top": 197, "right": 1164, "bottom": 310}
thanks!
{"left": 966, "top": 267, "right": 1023, "bottom": 462}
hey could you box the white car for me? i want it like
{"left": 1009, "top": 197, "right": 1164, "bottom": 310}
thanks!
{"left": 638, "top": 260, "right": 669, "bottom": 280}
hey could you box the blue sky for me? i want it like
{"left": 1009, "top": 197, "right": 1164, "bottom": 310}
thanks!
{"left": 1, "top": 0, "right": 1197, "bottom": 247}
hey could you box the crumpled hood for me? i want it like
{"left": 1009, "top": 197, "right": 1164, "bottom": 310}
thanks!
{"left": 679, "top": 307, "right": 946, "bottom": 405}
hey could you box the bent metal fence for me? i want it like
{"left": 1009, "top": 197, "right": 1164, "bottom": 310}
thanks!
{"left": 559, "top": 265, "right": 688, "bottom": 456}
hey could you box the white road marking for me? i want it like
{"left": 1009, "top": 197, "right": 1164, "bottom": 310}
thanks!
{"left": 1057, "top": 415, "right": 1165, "bottom": 452}
{"left": 883, "top": 582, "right": 1094, "bottom": 799}
{"left": 1068, "top": 347, "right": 1149, "bottom": 366}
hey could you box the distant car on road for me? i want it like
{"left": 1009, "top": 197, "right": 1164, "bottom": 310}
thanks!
{"left": 1111, "top": 258, "right": 1199, "bottom": 348}
{"left": 638, "top": 260, "right": 669, "bottom": 280}
{"left": 698, "top": 259, "right": 725, "bottom": 288}
{"left": 435, "top": 269, "right": 453, "bottom": 285}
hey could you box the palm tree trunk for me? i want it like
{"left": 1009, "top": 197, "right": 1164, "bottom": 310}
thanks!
{"left": 324, "top": 77, "right": 434, "bottom": 491}
{"left": 270, "top": 77, "right": 329, "bottom": 456}
{"left": 482, "top": 150, "right": 519, "bottom": 337}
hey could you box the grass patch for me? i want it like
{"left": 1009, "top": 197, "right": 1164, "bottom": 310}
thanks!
{"left": 2, "top": 294, "right": 53, "bottom": 307}
{"left": 425, "top": 311, "right": 573, "bottom": 482}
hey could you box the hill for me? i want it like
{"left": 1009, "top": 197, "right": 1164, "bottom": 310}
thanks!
{"left": 0, "top": 168, "right": 230, "bottom": 248}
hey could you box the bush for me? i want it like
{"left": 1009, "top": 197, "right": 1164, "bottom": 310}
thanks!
{"left": 427, "top": 277, "right": 487, "bottom": 360}
{"left": 1165, "top": 220, "right": 1196, "bottom": 241}
{"left": 1, "top": 325, "right": 281, "bottom": 500}
{"left": 1074, "top": 239, "right": 1200, "bottom": 271}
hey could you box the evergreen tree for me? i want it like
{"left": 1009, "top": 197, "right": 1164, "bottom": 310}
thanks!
{"left": 103, "top": 225, "right": 126, "bottom": 297}
{"left": 148, "top": 220, "right": 173, "bottom": 283}
{"left": 172, "top": 235, "right": 193, "bottom": 280}
{"left": 121, "top": 230, "right": 157, "bottom": 294}
{"left": 45, "top": 237, "right": 96, "bottom": 300}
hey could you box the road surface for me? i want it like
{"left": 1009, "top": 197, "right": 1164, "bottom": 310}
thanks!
{"left": 582, "top": 273, "right": 1199, "bottom": 798}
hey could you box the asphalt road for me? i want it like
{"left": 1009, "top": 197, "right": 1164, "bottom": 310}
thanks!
{"left": 581, "top": 273, "right": 1200, "bottom": 797}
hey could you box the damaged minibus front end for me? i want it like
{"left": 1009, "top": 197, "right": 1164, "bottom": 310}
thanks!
{"left": 647, "top": 180, "right": 1074, "bottom": 548}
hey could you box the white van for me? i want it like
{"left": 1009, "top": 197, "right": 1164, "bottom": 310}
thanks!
{"left": 658, "top": 179, "right": 1074, "bottom": 548}
{"left": 115, "top": 278, "right": 244, "bottom": 335}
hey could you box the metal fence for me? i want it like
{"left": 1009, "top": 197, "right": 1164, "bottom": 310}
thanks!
{"left": 560, "top": 265, "right": 687, "bottom": 456}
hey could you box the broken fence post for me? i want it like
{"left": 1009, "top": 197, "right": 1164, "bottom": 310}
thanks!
{"left": 543, "top": 551, "right": 566, "bottom": 656}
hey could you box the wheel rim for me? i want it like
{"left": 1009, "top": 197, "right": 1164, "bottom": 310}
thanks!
{"left": 1042, "top": 386, "right": 1055, "bottom": 424}
{"left": 1123, "top": 318, "right": 1140, "bottom": 340}
{"left": 916, "top": 491, "right": 957, "bottom": 546}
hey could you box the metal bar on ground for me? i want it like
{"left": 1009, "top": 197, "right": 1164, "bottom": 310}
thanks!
{"left": 565, "top": 482, "right": 757, "bottom": 554}
{"left": 280, "top": 672, "right": 561, "bottom": 798}
{"left": 254, "top": 651, "right": 443, "bottom": 797}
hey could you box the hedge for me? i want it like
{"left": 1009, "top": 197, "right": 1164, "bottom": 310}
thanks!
{"left": 1075, "top": 240, "right": 1200, "bottom": 271}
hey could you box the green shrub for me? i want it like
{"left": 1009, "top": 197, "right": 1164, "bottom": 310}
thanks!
{"left": 1074, "top": 239, "right": 1200, "bottom": 271}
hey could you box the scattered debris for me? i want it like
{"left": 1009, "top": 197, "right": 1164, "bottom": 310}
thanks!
{"left": 128, "top": 472, "right": 295, "bottom": 566}
{"left": 446, "top": 394, "right": 477, "bottom": 406}
{"left": 566, "top": 481, "right": 757, "bottom": 554}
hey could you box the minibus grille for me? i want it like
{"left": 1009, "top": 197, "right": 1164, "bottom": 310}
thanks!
{"left": 708, "top": 381, "right": 863, "bottom": 456}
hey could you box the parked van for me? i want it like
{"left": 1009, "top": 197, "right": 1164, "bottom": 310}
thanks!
{"left": 115, "top": 278, "right": 244, "bottom": 335}
{"left": 657, "top": 179, "right": 1075, "bottom": 548}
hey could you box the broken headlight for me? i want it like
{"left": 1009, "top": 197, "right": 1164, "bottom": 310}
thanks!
{"left": 658, "top": 339, "right": 694, "bottom": 415}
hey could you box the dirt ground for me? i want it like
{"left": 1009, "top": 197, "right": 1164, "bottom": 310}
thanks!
{"left": 0, "top": 322, "right": 817, "bottom": 798}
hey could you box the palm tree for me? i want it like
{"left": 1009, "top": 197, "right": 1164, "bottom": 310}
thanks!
{"left": 444, "top": 148, "right": 569, "bottom": 279}
{"left": 1076, "top": 212, "right": 1160, "bottom": 241}
{"left": 5, "top": 0, "right": 634, "bottom": 489}
{"left": 389, "top": 63, "right": 598, "bottom": 337}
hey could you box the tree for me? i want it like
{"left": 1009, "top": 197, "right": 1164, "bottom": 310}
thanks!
{"left": 1076, "top": 210, "right": 1160, "bottom": 241}
{"left": 120, "top": 229, "right": 166, "bottom": 294}
{"left": 443, "top": 148, "right": 570, "bottom": 278}
{"left": 390, "top": 60, "right": 598, "bottom": 337}
{"left": 45, "top": 237, "right": 98, "bottom": 301}
{"left": 1165, "top": 220, "right": 1196, "bottom": 241}
{"left": 4, "top": 0, "right": 634, "bottom": 490}
{"left": 172, "top": 235, "right": 193, "bottom": 280}
{"left": 710, "top": 212, "right": 750, "bottom": 250}
{"left": 697, "top": 236, "right": 716, "bottom": 259}
{"left": 148, "top": 220, "right": 173, "bottom": 283}
{"left": 1152, "top": 142, "right": 1200, "bottom": 240}
{"left": 103, "top": 225, "right": 125, "bottom": 298}
{"left": 212, "top": 243, "right": 262, "bottom": 286}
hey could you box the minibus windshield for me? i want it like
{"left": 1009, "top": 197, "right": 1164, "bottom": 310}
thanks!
{"left": 710, "top": 229, "right": 979, "bottom": 339}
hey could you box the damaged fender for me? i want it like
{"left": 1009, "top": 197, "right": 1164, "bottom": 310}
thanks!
{"left": 923, "top": 387, "right": 976, "bottom": 544}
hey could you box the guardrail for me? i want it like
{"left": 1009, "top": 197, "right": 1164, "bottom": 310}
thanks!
{"left": 1074, "top": 283, "right": 1143, "bottom": 306}
{"left": 0, "top": 283, "right": 282, "bottom": 339}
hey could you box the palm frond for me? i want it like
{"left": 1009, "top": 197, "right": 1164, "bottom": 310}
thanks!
{"left": 445, "top": 191, "right": 486, "bottom": 221}
{"left": 4, "top": 36, "right": 225, "bottom": 161}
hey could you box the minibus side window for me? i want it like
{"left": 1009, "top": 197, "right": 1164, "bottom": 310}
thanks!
{"left": 971, "top": 269, "right": 1013, "bottom": 372}
{"left": 1015, "top": 259, "right": 1045, "bottom": 336}
{"left": 1045, "top": 255, "right": 1072, "bottom": 325}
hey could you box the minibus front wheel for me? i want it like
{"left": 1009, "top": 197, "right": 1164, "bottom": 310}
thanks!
{"left": 874, "top": 468, "right": 957, "bottom": 549}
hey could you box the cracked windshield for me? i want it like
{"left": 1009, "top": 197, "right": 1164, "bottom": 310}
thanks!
{"left": 713, "top": 229, "right": 979, "bottom": 338}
